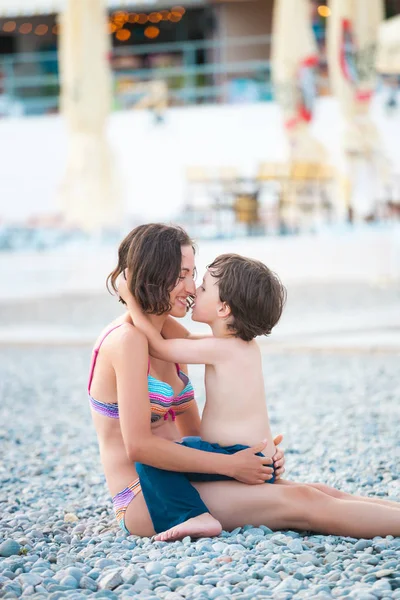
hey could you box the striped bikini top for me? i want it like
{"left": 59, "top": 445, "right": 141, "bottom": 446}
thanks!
{"left": 88, "top": 324, "right": 195, "bottom": 423}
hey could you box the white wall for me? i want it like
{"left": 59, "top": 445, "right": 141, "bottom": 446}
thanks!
{"left": 0, "top": 95, "right": 399, "bottom": 224}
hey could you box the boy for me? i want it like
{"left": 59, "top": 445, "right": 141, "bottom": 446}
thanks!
{"left": 119, "top": 253, "right": 286, "bottom": 541}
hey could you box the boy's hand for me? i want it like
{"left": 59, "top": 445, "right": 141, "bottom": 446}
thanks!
{"left": 227, "top": 440, "right": 275, "bottom": 485}
{"left": 117, "top": 270, "right": 132, "bottom": 304}
{"left": 273, "top": 434, "right": 285, "bottom": 479}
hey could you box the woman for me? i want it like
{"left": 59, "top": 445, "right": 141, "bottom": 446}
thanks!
{"left": 89, "top": 224, "right": 400, "bottom": 537}
{"left": 89, "top": 223, "right": 284, "bottom": 536}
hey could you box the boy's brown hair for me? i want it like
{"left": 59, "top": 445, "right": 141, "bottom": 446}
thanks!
{"left": 107, "top": 223, "right": 194, "bottom": 315}
{"left": 208, "top": 253, "right": 286, "bottom": 342}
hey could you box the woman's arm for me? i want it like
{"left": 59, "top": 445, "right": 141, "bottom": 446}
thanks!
{"left": 175, "top": 363, "right": 202, "bottom": 437}
{"left": 175, "top": 401, "right": 202, "bottom": 437}
{"left": 112, "top": 326, "right": 272, "bottom": 483}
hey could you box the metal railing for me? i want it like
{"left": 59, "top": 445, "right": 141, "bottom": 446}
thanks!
{"left": 0, "top": 35, "right": 272, "bottom": 115}
{"left": 0, "top": 34, "right": 331, "bottom": 116}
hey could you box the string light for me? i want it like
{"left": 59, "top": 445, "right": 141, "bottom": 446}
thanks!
{"left": 171, "top": 6, "right": 186, "bottom": 15}
{"left": 137, "top": 13, "right": 148, "bottom": 24}
{"left": 19, "top": 23, "right": 33, "bottom": 34}
{"left": 105, "top": 6, "right": 186, "bottom": 39}
{"left": 149, "top": 12, "right": 162, "bottom": 23}
{"left": 144, "top": 26, "right": 160, "bottom": 39}
{"left": 35, "top": 24, "right": 48, "bottom": 36}
{"left": 2, "top": 21, "right": 16, "bottom": 32}
{"left": 168, "top": 12, "right": 182, "bottom": 22}
{"left": 113, "top": 10, "right": 128, "bottom": 25}
{"left": 1, "top": 5, "right": 185, "bottom": 41}
{"left": 116, "top": 28, "right": 131, "bottom": 41}
{"left": 317, "top": 5, "right": 331, "bottom": 17}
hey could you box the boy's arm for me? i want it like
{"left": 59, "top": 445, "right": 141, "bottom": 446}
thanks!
{"left": 128, "top": 296, "right": 222, "bottom": 364}
{"left": 118, "top": 274, "right": 222, "bottom": 364}
{"left": 161, "top": 316, "right": 211, "bottom": 341}
{"left": 161, "top": 317, "right": 190, "bottom": 339}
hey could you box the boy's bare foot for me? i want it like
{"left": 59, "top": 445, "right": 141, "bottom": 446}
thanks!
{"left": 154, "top": 513, "right": 222, "bottom": 542}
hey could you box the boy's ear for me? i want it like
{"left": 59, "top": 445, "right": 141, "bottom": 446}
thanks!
{"left": 217, "top": 301, "right": 231, "bottom": 318}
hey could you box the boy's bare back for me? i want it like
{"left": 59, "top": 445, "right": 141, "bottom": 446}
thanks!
{"left": 200, "top": 337, "right": 276, "bottom": 458}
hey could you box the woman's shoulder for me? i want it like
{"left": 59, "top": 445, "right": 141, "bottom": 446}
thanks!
{"left": 96, "top": 319, "right": 148, "bottom": 355}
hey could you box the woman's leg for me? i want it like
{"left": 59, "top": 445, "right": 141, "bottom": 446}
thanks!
{"left": 192, "top": 480, "right": 400, "bottom": 538}
{"left": 123, "top": 486, "right": 221, "bottom": 539}
{"left": 124, "top": 492, "right": 156, "bottom": 537}
{"left": 136, "top": 462, "right": 221, "bottom": 540}
{"left": 307, "top": 483, "right": 400, "bottom": 510}
{"left": 277, "top": 479, "right": 400, "bottom": 510}
{"left": 123, "top": 479, "right": 400, "bottom": 538}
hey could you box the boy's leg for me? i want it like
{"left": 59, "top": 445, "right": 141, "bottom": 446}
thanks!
{"left": 136, "top": 436, "right": 240, "bottom": 534}
{"left": 137, "top": 437, "right": 274, "bottom": 537}
{"left": 136, "top": 461, "right": 210, "bottom": 534}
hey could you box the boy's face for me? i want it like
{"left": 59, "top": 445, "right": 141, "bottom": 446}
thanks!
{"left": 191, "top": 269, "right": 221, "bottom": 324}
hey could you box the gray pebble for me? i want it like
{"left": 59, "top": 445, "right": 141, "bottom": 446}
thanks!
{"left": 144, "top": 562, "right": 163, "bottom": 576}
{"left": 17, "top": 573, "right": 43, "bottom": 587}
{"left": 132, "top": 577, "right": 152, "bottom": 592}
{"left": 59, "top": 576, "right": 79, "bottom": 589}
{"left": 287, "top": 539, "right": 303, "bottom": 554}
{"left": 1, "top": 347, "right": 399, "bottom": 600}
{"left": 0, "top": 540, "right": 21, "bottom": 558}
{"left": 375, "top": 569, "right": 395, "bottom": 578}
{"left": 354, "top": 540, "right": 373, "bottom": 552}
{"left": 161, "top": 566, "right": 177, "bottom": 579}
{"left": 79, "top": 576, "right": 97, "bottom": 592}
{"left": 98, "top": 571, "right": 123, "bottom": 590}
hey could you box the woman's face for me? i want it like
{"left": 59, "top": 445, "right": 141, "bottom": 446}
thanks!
{"left": 168, "top": 245, "right": 196, "bottom": 318}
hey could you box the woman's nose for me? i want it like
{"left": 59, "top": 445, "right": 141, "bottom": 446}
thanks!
{"left": 186, "top": 277, "right": 196, "bottom": 294}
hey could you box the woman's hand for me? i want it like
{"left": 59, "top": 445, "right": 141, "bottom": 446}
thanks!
{"left": 227, "top": 441, "right": 275, "bottom": 485}
{"left": 272, "top": 434, "right": 285, "bottom": 480}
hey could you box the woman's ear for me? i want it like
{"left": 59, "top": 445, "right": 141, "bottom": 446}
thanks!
{"left": 217, "top": 302, "right": 231, "bottom": 319}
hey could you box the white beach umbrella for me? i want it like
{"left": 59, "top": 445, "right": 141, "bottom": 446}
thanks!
{"left": 327, "top": 0, "right": 386, "bottom": 218}
{"left": 376, "top": 14, "right": 400, "bottom": 75}
{"left": 58, "top": 0, "right": 121, "bottom": 231}
{"left": 271, "top": 0, "right": 326, "bottom": 162}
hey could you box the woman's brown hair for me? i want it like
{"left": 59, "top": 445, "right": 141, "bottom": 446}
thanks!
{"left": 107, "top": 223, "right": 194, "bottom": 315}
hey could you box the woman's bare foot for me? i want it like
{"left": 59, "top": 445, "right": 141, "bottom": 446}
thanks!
{"left": 154, "top": 513, "right": 222, "bottom": 542}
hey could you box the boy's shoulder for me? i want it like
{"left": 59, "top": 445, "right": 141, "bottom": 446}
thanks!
{"left": 221, "top": 336, "right": 259, "bottom": 356}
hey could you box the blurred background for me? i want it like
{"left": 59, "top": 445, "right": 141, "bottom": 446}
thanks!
{"left": 0, "top": 0, "right": 399, "bottom": 351}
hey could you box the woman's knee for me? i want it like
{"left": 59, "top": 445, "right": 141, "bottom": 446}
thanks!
{"left": 309, "top": 482, "right": 344, "bottom": 499}
{"left": 282, "top": 484, "right": 326, "bottom": 519}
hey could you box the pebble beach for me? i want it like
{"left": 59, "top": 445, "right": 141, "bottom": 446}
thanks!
{"left": 1, "top": 286, "right": 400, "bottom": 600}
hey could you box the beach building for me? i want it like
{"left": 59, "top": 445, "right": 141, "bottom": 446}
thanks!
{"left": 0, "top": 0, "right": 399, "bottom": 230}
{"left": 0, "top": 0, "right": 277, "bottom": 116}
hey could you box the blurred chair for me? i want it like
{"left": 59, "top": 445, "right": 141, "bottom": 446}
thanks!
{"left": 257, "top": 161, "right": 335, "bottom": 233}
{"left": 184, "top": 166, "right": 263, "bottom": 237}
